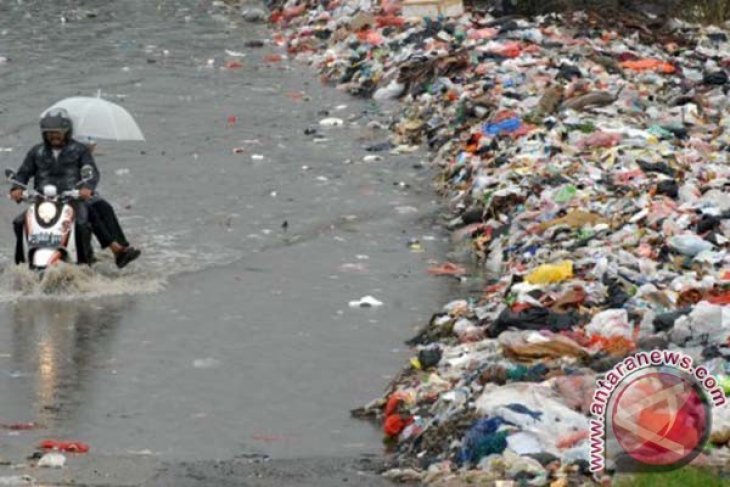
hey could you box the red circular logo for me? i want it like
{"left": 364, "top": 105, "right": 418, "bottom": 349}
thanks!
{"left": 610, "top": 371, "right": 709, "bottom": 467}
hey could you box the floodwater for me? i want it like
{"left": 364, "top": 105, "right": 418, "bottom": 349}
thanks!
{"left": 0, "top": 0, "right": 449, "bottom": 463}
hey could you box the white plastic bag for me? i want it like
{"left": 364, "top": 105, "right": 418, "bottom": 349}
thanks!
{"left": 669, "top": 234, "right": 714, "bottom": 257}
{"left": 585, "top": 309, "right": 632, "bottom": 339}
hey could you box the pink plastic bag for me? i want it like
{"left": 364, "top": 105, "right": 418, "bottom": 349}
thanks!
{"left": 613, "top": 169, "right": 645, "bottom": 186}
{"left": 381, "top": 0, "right": 401, "bottom": 15}
{"left": 468, "top": 28, "right": 498, "bottom": 40}
{"left": 577, "top": 131, "right": 621, "bottom": 149}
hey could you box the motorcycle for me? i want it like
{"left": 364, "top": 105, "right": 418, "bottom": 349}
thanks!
{"left": 5, "top": 166, "right": 94, "bottom": 270}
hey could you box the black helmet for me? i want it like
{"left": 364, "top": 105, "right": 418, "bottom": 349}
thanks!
{"left": 40, "top": 108, "right": 73, "bottom": 137}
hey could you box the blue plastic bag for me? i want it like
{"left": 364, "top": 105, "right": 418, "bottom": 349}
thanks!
{"left": 458, "top": 417, "right": 511, "bottom": 465}
{"left": 483, "top": 117, "right": 522, "bottom": 136}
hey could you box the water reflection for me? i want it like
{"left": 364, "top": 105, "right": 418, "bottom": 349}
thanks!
{"left": 4, "top": 299, "right": 129, "bottom": 427}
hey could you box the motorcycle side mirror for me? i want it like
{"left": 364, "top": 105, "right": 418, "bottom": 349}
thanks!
{"left": 5, "top": 169, "right": 16, "bottom": 180}
{"left": 80, "top": 165, "right": 94, "bottom": 181}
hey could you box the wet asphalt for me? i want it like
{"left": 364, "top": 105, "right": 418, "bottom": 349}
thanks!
{"left": 0, "top": 0, "right": 449, "bottom": 484}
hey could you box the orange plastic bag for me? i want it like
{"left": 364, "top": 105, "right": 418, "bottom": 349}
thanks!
{"left": 357, "top": 30, "right": 384, "bottom": 46}
{"left": 587, "top": 335, "right": 636, "bottom": 356}
{"left": 620, "top": 59, "right": 676, "bottom": 74}
{"left": 384, "top": 392, "right": 407, "bottom": 416}
{"left": 384, "top": 414, "right": 412, "bottom": 437}
{"left": 427, "top": 262, "right": 467, "bottom": 276}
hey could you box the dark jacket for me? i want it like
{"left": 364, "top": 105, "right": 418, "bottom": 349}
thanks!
{"left": 14, "top": 139, "right": 99, "bottom": 193}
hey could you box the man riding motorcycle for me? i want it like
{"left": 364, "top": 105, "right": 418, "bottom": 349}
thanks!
{"left": 9, "top": 108, "right": 141, "bottom": 268}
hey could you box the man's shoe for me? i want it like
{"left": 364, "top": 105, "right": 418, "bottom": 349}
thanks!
{"left": 115, "top": 247, "right": 141, "bottom": 269}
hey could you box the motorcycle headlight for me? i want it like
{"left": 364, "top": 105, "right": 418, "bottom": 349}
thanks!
{"left": 37, "top": 202, "right": 58, "bottom": 223}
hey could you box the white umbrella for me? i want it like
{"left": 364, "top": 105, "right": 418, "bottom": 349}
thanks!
{"left": 41, "top": 95, "right": 145, "bottom": 141}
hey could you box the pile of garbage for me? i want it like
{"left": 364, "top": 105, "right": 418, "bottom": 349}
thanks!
{"left": 264, "top": 0, "right": 730, "bottom": 483}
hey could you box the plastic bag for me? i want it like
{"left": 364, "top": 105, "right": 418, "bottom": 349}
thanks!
{"left": 373, "top": 79, "right": 405, "bottom": 100}
{"left": 459, "top": 417, "right": 509, "bottom": 465}
{"left": 38, "top": 452, "right": 66, "bottom": 468}
{"left": 620, "top": 59, "right": 676, "bottom": 74}
{"left": 685, "top": 301, "right": 730, "bottom": 345}
{"left": 483, "top": 117, "right": 522, "bottom": 136}
{"left": 39, "top": 440, "right": 90, "bottom": 453}
{"left": 499, "top": 330, "right": 588, "bottom": 361}
{"left": 577, "top": 131, "right": 622, "bottom": 149}
{"left": 552, "top": 185, "right": 577, "bottom": 203}
{"left": 668, "top": 234, "right": 714, "bottom": 257}
{"left": 476, "top": 383, "right": 589, "bottom": 456}
{"left": 525, "top": 261, "right": 573, "bottom": 285}
{"left": 585, "top": 309, "right": 632, "bottom": 339}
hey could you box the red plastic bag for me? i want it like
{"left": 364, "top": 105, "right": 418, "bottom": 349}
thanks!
{"left": 490, "top": 42, "right": 522, "bottom": 58}
{"left": 705, "top": 289, "right": 730, "bottom": 305}
{"left": 224, "top": 60, "right": 243, "bottom": 70}
{"left": 376, "top": 15, "right": 405, "bottom": 28}
{"left": 269, "top": 10, "right": 283, "bottom": 24}
{"left": 40, "top": 440, "right": 90, "bottom": 453}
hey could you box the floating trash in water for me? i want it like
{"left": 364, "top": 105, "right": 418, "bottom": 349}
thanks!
{"left": 348, "top": 295, "right": 383, "bottom": 308}
{"left": 39, "top": 440, "right": 89, "bottom": 453}
{"left": 38, "top": 452, "right": 65, "bottom": 468}
{"left": 319, "top": 117, "right": 344, "bottom": 127}
{"left": 224, "top": 49, "right": 246, "bottom": 58}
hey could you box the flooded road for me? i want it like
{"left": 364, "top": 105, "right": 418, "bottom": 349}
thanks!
{"left": 0, "top": 0, "right": 448, "bottom": 470}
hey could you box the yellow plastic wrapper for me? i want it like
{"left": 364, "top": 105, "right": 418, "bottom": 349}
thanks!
{"left": 525, "top": 261, "right": 574, "bottom": 285}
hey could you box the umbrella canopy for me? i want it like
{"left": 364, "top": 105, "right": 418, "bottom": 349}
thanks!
{"left": 41, "top": 96, "right": 145, "bottom": 141}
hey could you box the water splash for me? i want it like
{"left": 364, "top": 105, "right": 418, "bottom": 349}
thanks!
{"left": 0, "top": 261, "right": 165, "bottom": 302}
{"left": 0, "top": 234, "right": 243, "bottom": 302}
